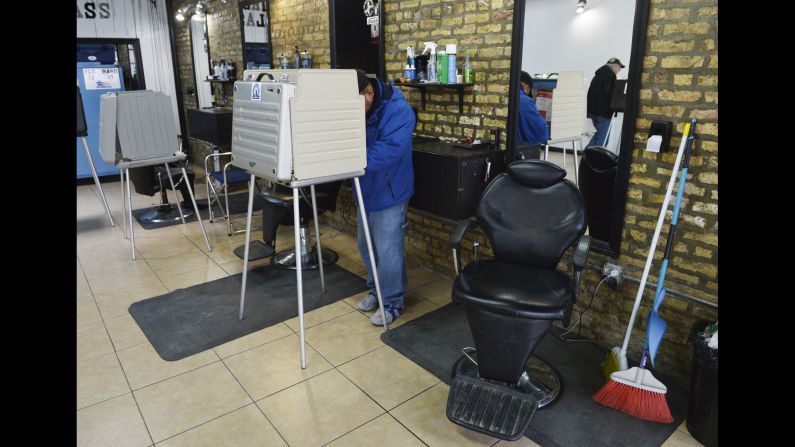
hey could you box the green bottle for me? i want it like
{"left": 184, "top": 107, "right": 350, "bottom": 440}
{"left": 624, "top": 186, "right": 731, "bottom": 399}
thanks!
{"left": 438, "top": 50, "right": 448, "bottom": 84}
{"left": 463, "top": 49, "right": 473, "bottom": 84}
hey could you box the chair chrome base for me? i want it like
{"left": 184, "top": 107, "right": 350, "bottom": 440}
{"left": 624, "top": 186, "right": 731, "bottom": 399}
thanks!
{"left": 136, "top": 203, "right": 195, "bottom": 225}
{"left": 452, "top": 350, "right": 563, "bottom": 410}
{"left": 272, "top": 247, "right": 339, "bottom": 270}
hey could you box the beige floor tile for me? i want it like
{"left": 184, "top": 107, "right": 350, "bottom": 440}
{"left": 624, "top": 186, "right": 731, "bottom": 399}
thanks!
{"left": 85, "top": 262, "right": 161, "bottom": 294}
{"left": 145, "top": 250, "right": 219, "bottom": 278}
{"left": 214, "top": 322, "right": 294, "bottom": 359}
{"left": 160, "top": 265, "right": 228, "bottom": 291}
{"left": 224, "top": 333, "right": 333, "bottom": 401}
{"left": 411, "top": 278, "right": 454, "bottom": 306}
{"left": 326, "top": 413, "right": 425, "bottom": 447}
{"left": 105, "top": 314, "right": 149, "bottom": 351}
{"left": 335, "top": 258, "right": 368, "bottom": 278}
{"left": 406, "top": 265, "right": 444, "bottom": 290}
{"left": 77, "top": 274, "right": 93, "bottom": 298}
{"left": 304, "top": 311, "right": 385, "bottom": 366}
{"left": 77, "top": 296, "right": 102, "bottom": 327}
{"left": 156, "top": 404, "right": 287, "bottom": 447}
{"left": 678, "top": 420, "right": 691, "bottom": 435}
{"left": 284, "top": 300, "right": 356, "bottom": 331}
{"left": 493, "top": 436, "right": 544, "bottom": 446}
{"left": 78, "top": 245, "right": 143, "bottom": 271}
{"left": 391, "top": 383, "right": 497, "bottom": 447}
{"left": 78, "top": 321, "right": 115, "bottom": 362}
{"left": 662, "top": 429, "right": 704, "bottom": 447}
{"left": 134, "top": 236, "right": 202, "bottom": 259}
{"left": 217, "top": 257, "right": 271, "bottom": 275}
{"left": 94, "top": 280, "right": 169, "bottom": 320}
{"left": 77, "top": 353, "right": 130, "bottom": 410}
{"left": 134, "top": 362, "right": 252, "bottom": 443}
{"left": 338, "top": 346, "right": 439, "bottom": 410}
{"left": 117, "top": 343, "right": 220, "bottom": 390}
{"left": 77, "top": 393, "right": 153, "bottom": 447}
{"left": 258, "top": 370, "right": 384, "bottom": 447}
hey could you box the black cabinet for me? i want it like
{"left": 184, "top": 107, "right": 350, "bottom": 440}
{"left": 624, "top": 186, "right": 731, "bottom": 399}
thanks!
{"left": 187, "top": 108, "right": 233, "bottom": 147}
{"left": 411, "top": 142, "right": 505, "bottom": 221}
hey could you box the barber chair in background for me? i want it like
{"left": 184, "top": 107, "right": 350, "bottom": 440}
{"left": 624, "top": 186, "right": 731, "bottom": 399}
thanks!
{"left": 515, "top": 142, "right": 544, "bottom": 160}
{"left": 233, "top": 181, "right": 342, "bottom": 269}
{"left": 578, "top": 146, "right": 619, "bottom": 243}
{"left": 447, "top": 160, "right": 590, "bottom": 441}
{"left": 128, "top": 160, "right": 197, "bottom": 225}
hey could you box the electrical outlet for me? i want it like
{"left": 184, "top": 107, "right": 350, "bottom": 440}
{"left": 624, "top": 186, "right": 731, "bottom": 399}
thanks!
{"left": 602, "top": 262, "right": 625, "bottom": 289}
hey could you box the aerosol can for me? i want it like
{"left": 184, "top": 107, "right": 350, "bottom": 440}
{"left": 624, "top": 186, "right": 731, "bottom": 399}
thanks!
{"left": 422, "top": 42, "right": 438, "bottom": 82}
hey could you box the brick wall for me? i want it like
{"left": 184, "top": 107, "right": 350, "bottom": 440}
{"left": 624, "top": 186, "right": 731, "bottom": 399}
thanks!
{"left": 269, "top": 0, "right": 331, "bottom": 69}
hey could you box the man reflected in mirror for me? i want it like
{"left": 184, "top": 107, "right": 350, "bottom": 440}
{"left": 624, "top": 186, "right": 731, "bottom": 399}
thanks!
{"left": 586, "top": 57, "right": 625, "bottom": 148}
{"left": 517, "top": 71, "right": 549, "bottom": 145}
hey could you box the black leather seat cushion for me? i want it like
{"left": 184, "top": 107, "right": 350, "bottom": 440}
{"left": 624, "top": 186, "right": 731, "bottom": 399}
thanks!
{"left": 452, "top": 260, "right": 571, "bottom": 320}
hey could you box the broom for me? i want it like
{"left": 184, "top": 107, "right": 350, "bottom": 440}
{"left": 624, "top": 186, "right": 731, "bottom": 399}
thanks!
{"left": 594, "top": 119, "right": 697, "bottom": 423}
{"left": 599, "top": 119, "right": 695, "bottom": 380}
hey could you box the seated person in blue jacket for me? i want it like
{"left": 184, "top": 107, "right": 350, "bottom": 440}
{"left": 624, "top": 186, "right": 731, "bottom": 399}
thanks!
{"left": 517, "top": 71, "right": 550, "bottom": 145}
{"left": 354, "top": 69, "right": 416, "bottom": 325}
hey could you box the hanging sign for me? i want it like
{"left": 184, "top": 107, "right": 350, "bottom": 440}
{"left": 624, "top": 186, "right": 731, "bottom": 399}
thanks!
{"left": 242, "top": 1, "right": 269, "bottom": 43}
{"left": 83, "top": 67, "right": 121, "bottom": 90}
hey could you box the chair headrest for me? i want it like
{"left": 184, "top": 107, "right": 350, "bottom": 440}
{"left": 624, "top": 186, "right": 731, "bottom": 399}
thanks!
{"left": 507, "top": 160, "right": 567, "bottom": 187}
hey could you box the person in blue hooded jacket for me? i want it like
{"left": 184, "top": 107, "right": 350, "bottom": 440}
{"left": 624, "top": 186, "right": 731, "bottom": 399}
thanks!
{"left": 354, "top": 69, "right": 416, "bottom": 325}
{"left": 517, "top": 71, "right": 549, "bottom": 145}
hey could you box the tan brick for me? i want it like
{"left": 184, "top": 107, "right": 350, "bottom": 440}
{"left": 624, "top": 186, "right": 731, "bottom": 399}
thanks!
{"left": 431, "top": 28, "right": 453, "bottom": 37}
{"left": 420, "top": 0, "right": 440, "bottom": 5}
{"left": 492, "top": 0, "right": 504, "bottom": 9}
{"left": 459, "top": 115, "right": 481, "bottom": 126}
{"left": 651, "top": 8, "right": 691, "bottom": 20}
{"left": 441, "top": 17, "right": 462, "bottom": 27}
{"left": 698, "top": 7, "right": 718, "bottom": 17}
{"left": 452, "top": 24, "right": 477, "bottom": 35}
{"left": 694, "top": 247, "right": 712, "bottom": 259}
{"left": 708, "top": 56, "right": 717, "bottom": 69}
{"left": 639, "top": 89, "right": 652, "bottom": 100}
{"left": 704, "top": 91, "right": 717, "bottom": 104}
{"left": 476, "top": 47, "right": 504, "bottom": 59}
{"left": 641, "top": 105, "right": 686, "bottom": 118}
{"left": 665, "top": 269, "right": 700, "bottom": 286}
{"left": 650, "top": 39, "right": 695, "bottom": 53}
{"left": 683, "top": 232, "right": 717, "bottom": 246}
{"left": 698, "top": 39, "right": 716, "bottom": 51}
{"left": 663, "top": 23, "right": 711, "bottom": 35}
{"left": 465, "top": 1, "right": 477, "bottom": 12}
{"left": 491, "top": 60, "right": 511, "bottom": 69}
{"left": 710, "top": 190, "right": 717, "bottom": 200}
{"left": 476, "top": 23, "right": 502, "bottom": 33}
{"left": 698, "top": 123, "right": 718, "bottom": 137}
{"left": 698, "top": 172, "right": 717, "bottom": 185}
{"left": 673, "top": 74, "right": 693, "bottom": 86}
{"left": 689, "top": 109, "right": 717, "bottom": 121}
{"left": 419, "top": 19, "right": 437, "bottom": 29}
{"left": 658, "top": 90, "right": 702, "bottom": 102}
{"left": 643, "top": 56, "right": 658, "bottom": 68}
{"left": 464, "top": 13, "right": 490, "bottom": 24}
{"left": 484, "top": 34, "right": 511, "bottom": 45}
{"left": 630, "top": 229, "right": 647, "bottom": 242}
{"left": 661, "top": 56, "right": 705, "bottom": 69}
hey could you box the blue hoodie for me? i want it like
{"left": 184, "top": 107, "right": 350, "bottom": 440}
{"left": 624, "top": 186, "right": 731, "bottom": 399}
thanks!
{"left": 357, "top": 79, "right": 416, "bottom": 212}
{"left": 517, "top": 89, "right": 550, "bottom": 144}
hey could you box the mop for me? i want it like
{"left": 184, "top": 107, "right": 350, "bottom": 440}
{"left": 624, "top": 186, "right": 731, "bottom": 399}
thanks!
{"left": 594, "top": 119, "right": 697, "bottom": 422}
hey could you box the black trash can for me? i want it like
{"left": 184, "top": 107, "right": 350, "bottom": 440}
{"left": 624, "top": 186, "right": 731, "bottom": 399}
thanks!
{"left": 686, "top": 320, "right": 718, "bottom": 447}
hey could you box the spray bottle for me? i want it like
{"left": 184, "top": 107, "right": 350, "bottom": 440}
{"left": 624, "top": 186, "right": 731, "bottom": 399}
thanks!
{"left": 438, "top": 49, "right": 448, "bottom": 84}
{"left": 422, "top": 42, "right": 438, "bottom": 82}
{"left": 446, "top": 44, "right": 457, "bottom": 84}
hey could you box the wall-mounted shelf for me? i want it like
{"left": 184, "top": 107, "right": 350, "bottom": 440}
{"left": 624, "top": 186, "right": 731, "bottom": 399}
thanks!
{"left": 204, "top": 78, "right": 236, "bottom": 84}
{"left": 395, "top": 82, "right": 474, "bottom": 114}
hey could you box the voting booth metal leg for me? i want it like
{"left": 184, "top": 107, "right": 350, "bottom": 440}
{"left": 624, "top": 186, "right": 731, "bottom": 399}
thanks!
{"left": 125, "top": 168, "right": 136, "bottom": 260}
{"left": 544, "top": 144, "right": 549, "bottom": 161}
{"left": 310, "top": 185, "right": 326, "bottom": 293}
{"left": 572, "top": 139, "right": 580, "bottom": 186}
{"left": 238, "top": 174, "right": 257, "bottom": 321}
{"left": 293, "top": 187, "right": 308, "bottom": 368}
{"left": 353, "top": 177, "right": 389, "bottom": 332}
{"left": 163, "top": 164, "right": 187, "bottom": 226}
{"left": 120, "top": 171, "right": 128, "bottom": 240}
{"left": 224, "top": 165, "right": 233, "bottom": 236}
{"left": 177, "top": 166, "right": 212, "bottom": 252}
{"left": 80, "top": 137, "right": 115, "bottom": 227}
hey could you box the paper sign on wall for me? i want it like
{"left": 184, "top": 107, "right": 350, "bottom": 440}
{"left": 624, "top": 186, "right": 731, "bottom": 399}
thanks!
{"left": 83, "top": 67, "right": 121, "bottom": 90}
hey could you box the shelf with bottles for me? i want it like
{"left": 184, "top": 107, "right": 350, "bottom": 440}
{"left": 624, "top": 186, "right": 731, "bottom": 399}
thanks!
{"left": 204, "top": 78, "right": 237, "bottom": 84}
{"left": 394, "top": 81, "right": 475, "bottom": 114}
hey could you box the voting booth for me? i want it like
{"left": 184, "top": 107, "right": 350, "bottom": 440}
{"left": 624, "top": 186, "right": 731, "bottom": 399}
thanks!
{"left": 231, "top": 69, "right": 388, "bottom": 368}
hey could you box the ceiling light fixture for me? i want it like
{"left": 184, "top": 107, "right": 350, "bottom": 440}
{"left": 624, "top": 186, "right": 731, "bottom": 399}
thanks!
{"left": 175, "top": 8, "right": 185, "bottom": 21}
{"left": 576, "top": 0, "right": 587, "bottom": 14}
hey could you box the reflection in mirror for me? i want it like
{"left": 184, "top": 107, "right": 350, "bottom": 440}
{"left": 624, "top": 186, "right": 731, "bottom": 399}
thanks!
{"left": 510, "top": 0, "right": 649, "bottom": 256}
{"left": 189, "top": 16, "right": 213, "bottom": 108}
{"left": 520, "top": 0, "right": 635, "bottom": 176}
{"left": 239, "top": 0, "right": 273, "bottom": 70}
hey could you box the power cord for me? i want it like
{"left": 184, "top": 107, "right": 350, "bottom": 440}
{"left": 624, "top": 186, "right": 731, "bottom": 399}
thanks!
{"left": 557, "top": 276, "right": 611, "bottom": 351}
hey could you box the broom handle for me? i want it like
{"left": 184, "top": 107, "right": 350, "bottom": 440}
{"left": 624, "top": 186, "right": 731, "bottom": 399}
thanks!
{"left": 651, "top": 119, "right": 697, "bottom": 310}
{"left": 619, "top": 121, "right": 692, "bottom": 358}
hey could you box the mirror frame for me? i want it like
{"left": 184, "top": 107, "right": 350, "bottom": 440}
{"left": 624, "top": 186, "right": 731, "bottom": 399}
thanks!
{"left": 329, "top": 0, "right": 385, "bottom": 80}
{"left": 238, "top": 0, "right": 274, "bottom": 70}
{"left": 506, "top": 0, "right": 651, "bottom": 258}
{"left": 188, "top": 17, "right": 212, "bottom": 107}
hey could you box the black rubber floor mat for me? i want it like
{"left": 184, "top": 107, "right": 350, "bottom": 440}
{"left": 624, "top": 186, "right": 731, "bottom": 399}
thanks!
{"left": 233, "top": 240, "right": 275, "bottom": 261}
{"left": 381, "top": 303, "right": 689, "bottom": 447}
{"left": 129, "top": 263, "right": 367, "bottom": 361}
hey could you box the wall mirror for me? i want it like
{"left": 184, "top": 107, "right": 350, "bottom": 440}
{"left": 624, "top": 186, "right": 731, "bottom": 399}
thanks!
{"left": 507, "top": 0, "right": 650, "bottom": 257}
{"left": 239, "top": 0, "right": 273, "bottom": 70}
{"left": 189, "top": 14, "right": 214, "bottom": 108}
{"left": 329, "top": 0, "right": 384, "bottom": 79}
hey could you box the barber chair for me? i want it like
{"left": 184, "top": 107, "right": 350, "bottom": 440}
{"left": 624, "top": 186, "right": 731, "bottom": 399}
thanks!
{"left": 578, "top": 146, "right": 619, "bottom": 243}
{"left": 233, "top": 180, "right": 342, "bottom": 269}
{"left": 129, "top": 162, "right": 197, "bottom": 225}
{"left": 446, "top": 160, "right": 591, "bottom": 441}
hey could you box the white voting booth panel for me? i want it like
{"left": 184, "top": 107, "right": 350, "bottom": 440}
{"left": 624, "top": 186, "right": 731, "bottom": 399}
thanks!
{"left": 99, "top": 91, "right": 181, "bottom": 167}
{"left": 231, "top": 69, "right": 366, "bottom": 181}
{"left": 549, "top": 72, "right": 586, "bottom": 141}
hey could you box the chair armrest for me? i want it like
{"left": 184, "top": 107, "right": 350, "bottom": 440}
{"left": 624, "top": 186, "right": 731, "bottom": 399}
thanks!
{"left": 450, "top": 218, "right": 477, "bottom": 275}
{"left": 572, "top": 235, "right": 591, "bottom": 271}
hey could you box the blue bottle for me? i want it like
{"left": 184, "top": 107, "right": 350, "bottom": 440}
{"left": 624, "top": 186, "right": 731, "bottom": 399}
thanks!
{"left": 447, "top": 44, "right": 457, "bottom": 84}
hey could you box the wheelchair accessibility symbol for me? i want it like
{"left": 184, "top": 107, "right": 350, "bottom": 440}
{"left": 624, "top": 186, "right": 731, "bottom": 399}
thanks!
{"left": 251, "top": 83, "right": 261, "bottom": 101}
